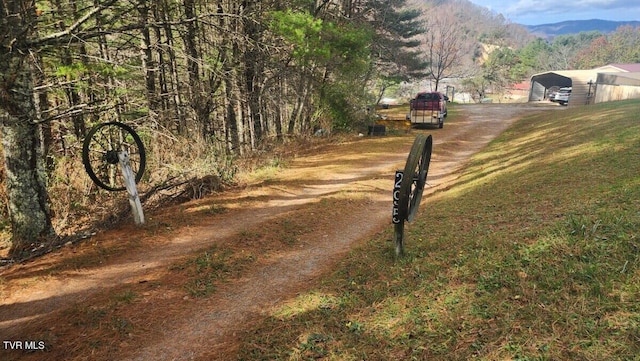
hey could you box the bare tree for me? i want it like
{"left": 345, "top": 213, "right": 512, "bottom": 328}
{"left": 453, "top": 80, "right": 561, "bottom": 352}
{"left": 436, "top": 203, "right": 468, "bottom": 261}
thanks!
{"left": 421, "top": 10, "right": 471, "bottom": 90}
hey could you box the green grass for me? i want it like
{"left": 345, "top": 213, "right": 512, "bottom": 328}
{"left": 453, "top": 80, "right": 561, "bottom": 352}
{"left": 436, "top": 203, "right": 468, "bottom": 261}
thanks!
{"left": 171, "top": 245, "right": 257, "bottom": 297}
{"left": 237, "top": 100, "right": 640, "bottom": 360}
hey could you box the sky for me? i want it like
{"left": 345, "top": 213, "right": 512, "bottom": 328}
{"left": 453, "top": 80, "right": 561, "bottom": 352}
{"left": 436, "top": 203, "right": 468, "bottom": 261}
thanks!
{"left": 467, "top": 0, "right": 640, "bottom": 25}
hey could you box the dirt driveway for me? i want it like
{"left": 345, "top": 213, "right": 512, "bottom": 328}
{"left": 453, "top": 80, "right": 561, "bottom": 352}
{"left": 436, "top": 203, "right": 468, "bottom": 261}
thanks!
{"left": 0, "top": 103, "right": 559, "bottom": 360}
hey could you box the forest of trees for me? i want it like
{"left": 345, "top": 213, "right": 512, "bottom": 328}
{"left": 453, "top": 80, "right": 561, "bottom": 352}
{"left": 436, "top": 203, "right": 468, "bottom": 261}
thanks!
{"left": 1, "top": 0, "right": 639, "bottom": 258}
{"left": 0, "top": 0, "right": 429, "bottom": 257}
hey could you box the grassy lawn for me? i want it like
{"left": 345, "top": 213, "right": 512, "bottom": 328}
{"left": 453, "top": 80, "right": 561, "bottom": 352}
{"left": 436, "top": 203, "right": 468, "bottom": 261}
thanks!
{"left": 238, "top": 100, "right": 640, "bottom": 360}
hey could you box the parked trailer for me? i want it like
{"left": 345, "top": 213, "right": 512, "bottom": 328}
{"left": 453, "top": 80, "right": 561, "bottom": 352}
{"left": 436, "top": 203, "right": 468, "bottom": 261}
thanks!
{"left": 407, "top": 92, "right": 448, "bottom": 128}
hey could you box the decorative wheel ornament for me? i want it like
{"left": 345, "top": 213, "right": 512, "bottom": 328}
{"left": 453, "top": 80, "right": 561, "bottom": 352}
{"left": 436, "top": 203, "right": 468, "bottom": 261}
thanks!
{"left": 392, "top": 134, "right": 432, "bottom": 256}
{"left": 82, "top": 122, "right": 146, "bottom": 191}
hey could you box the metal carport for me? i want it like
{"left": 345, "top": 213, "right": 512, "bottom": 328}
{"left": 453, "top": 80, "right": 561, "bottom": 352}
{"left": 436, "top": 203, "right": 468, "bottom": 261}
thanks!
{"left": 529, "top": 70, "right": 599, "bottom": 106}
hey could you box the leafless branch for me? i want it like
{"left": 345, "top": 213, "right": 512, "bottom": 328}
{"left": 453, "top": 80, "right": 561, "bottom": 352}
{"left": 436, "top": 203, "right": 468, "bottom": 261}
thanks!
{"left": 27, "top": 0, "right": 119, "bottom": 47}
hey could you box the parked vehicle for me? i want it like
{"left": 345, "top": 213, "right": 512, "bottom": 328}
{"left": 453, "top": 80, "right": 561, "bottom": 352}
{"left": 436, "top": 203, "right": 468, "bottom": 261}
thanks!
{"left": 554, "top": 87, "right": 571, "bottom": 105}
{"left": 547, "top": 86, "right": 560, "bottom": 102}
{"left": 407, "top": 91, "right": 448, "bottom": 128}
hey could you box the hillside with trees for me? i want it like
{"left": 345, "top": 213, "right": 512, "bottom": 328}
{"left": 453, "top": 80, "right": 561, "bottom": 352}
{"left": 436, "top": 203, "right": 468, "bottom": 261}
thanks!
{"left": 411, "top": 1, "right": 640, "bottom": 101}
{"left": 527, "top": 19, "right": 640, "bottom": 39}
{"left": 1, "top": 0, "right": 639, "bottom": 260}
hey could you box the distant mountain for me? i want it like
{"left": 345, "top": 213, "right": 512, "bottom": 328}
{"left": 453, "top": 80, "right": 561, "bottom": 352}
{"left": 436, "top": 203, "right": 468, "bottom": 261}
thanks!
{"left": 525, "top": 19, "right": 640, "bottom": 39}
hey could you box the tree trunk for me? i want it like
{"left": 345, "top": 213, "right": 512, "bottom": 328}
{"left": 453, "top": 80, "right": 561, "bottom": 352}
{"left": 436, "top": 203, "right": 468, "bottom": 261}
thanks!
{"left": 0, "top": 0, "right": 55, "bottom": 256}
{"left": 139, "top": 1, "right": 158, "bottom": 114}
{"left": 32, "top": 45, "right": 54, "bottom": 173}
{"left": 1, "top": 114, "right": 54, "bottom": 256}
{"left": 183, "top": 0, "right": 211, "bottom": 137}
{"left": 153, "top": 1, "right": 171, "bottom": 120}
{"left": 242, "top": 1, "right": 264, "bottom": 145}
{"left": 56, "top": 0, "right": 86, "bottom": 138}
{"left": 163, "top": 11, "right": 186, "bottom": 133}
{"left": 224, "top": 74, "right": 242, "bottom": 154}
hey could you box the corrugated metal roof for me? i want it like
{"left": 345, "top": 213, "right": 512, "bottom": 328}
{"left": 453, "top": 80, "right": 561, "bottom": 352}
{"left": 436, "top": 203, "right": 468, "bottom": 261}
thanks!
{"left": 530, "top": 70, "right": 599, "bottom": 84}
{"left": 604, "top": 64, "right": 640, "bottom": 72}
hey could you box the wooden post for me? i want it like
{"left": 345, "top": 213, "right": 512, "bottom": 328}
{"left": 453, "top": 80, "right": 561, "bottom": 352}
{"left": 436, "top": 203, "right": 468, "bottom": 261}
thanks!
{"left": 118, "top": 151, "right": 145, "bottom": 225}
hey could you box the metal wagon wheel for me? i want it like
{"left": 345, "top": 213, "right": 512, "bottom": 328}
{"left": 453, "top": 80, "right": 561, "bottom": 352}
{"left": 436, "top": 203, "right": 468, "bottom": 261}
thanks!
{"left": 394, "top": 134, "right": 432, "bottom": 256}
{"left": 82, "top": 122, "right": 146, "bottom": 192}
